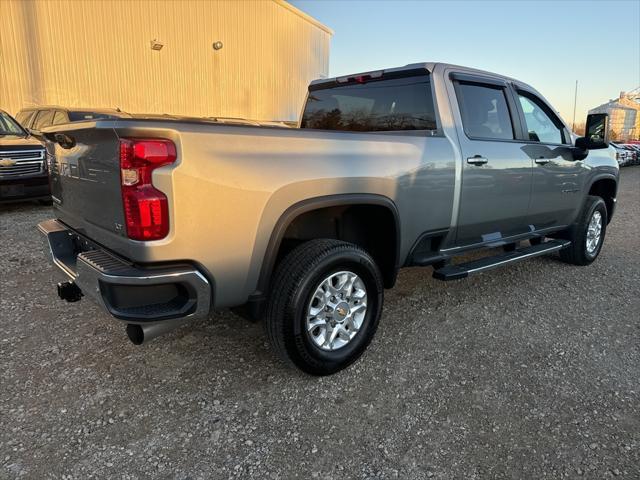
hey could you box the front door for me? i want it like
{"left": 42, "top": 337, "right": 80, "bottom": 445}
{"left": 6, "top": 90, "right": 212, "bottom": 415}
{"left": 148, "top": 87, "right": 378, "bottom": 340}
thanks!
{"left": 514, "top": 89, "right": 588, "bottom": 230}
{"left": 451, "top": 76, "right": 533, "bottom": 247}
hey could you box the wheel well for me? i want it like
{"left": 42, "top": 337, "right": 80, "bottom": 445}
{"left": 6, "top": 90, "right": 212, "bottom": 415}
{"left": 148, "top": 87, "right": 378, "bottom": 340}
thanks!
{"left": 272, "top": 204, "right": 399, "bottom": 289}
{"left": 589, "top": 178, "right": 617, "bottom": 223}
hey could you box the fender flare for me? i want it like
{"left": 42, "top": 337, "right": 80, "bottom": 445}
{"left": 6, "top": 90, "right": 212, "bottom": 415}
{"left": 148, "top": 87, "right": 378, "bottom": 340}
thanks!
{"left": 587, "top": 173, "right": 618, "bottom": 194}
{"left": 585, "top": 173, "right": 618, "bottom": 222}
{"left": 255, "top": 193, "right": 401, "bottom": 296}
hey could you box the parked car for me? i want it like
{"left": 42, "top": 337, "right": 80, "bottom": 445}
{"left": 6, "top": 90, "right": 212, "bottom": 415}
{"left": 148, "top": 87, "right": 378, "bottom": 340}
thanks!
{"left": 15, "top": 106, "right": 129, "bottom": 140}
{"left": 0, "top": 109, "right": 50, "bottom": 203}
{"left": 621, "top": 144, "right": 639, "bottom": 165}
{"left": 38, "top": 62, "right": 618, "bottom": 375}
{"left": 609, "top": 142, "right": 634, "bottom": 166}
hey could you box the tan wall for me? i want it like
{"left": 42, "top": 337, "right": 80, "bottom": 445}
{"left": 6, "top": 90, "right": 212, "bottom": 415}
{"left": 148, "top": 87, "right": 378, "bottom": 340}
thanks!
{"left": 0, "top": 0, "right": 331, "bottom": 121}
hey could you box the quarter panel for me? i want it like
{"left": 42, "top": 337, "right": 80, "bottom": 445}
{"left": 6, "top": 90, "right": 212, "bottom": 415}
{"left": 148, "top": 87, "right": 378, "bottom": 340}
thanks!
{"left": 48, "top": 119, "right": 457, "bottom": 308}
{"left": 128, "top": 124, "right": 456, "bottom": 307}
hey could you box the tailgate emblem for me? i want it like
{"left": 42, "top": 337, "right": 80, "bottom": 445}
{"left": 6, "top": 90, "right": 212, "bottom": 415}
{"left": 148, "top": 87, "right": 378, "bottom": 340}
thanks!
{"left": 0, "top": 158, "right": 16, "bottom": 167}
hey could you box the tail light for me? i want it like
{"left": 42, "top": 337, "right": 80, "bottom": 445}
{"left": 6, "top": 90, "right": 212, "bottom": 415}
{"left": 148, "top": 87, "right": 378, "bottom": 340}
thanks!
{"left": 119, "top": 138, "right": 176, "bottom": 240}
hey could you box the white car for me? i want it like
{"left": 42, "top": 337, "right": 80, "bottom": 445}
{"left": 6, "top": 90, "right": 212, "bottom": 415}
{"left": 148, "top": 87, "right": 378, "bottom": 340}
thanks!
{"left": 622, "top": 144, "right": 640, "bottom": 165}
{"left": 610, "top": 142, "right": 633, "bottom": 166}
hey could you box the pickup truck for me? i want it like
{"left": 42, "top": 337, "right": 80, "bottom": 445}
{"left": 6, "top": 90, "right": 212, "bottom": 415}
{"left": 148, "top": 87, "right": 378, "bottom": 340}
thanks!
{"left": 39, "top": 62, "right": 619, "bottom": 375}
{"left": 0, "top": 110, "right": 49, "bottom": 203}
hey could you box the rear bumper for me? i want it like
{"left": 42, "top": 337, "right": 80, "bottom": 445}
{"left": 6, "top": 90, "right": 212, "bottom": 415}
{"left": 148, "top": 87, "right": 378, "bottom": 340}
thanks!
{"left": 0, "top": 174, "right": 50, "bottom": 202}
{"left": 38, "top": 219, "right": 212, "bottom": 324}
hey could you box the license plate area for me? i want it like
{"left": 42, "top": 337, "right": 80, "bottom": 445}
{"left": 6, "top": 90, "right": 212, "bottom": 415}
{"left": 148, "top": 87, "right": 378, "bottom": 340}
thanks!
{"left": 0, "top": 184, "right": 25, "bottom": 197}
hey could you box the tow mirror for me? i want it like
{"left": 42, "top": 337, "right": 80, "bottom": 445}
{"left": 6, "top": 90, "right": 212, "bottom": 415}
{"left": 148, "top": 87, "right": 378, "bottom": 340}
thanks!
{"left": 584, "top": 113, "right": 609, "bottom": 149}
{"left": 572, "top": 113, "right": 608, "bottom": 160}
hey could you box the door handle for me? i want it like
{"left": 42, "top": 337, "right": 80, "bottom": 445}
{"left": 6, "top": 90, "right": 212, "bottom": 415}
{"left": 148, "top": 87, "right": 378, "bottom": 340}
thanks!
{"left": 535, "top": 157, "right": 551, "bottom": 165}
{"left": 467, "top": 155, "right": 488, "bottom": 166}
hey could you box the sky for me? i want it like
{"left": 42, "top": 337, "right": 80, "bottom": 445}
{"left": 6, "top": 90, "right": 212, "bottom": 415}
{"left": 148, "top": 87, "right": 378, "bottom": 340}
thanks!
{"left": 291, "top": 0, "right": 640, "bottom": 125}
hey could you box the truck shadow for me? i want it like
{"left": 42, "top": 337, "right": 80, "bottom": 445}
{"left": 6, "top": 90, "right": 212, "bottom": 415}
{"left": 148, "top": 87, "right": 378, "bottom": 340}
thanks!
{"left": 120, "top": 247, "right": 573, "bottom": 387}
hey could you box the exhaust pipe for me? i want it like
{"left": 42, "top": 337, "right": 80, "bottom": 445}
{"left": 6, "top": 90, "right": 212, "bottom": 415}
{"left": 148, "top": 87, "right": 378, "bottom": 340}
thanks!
{"left": 126, "top": 320, "right": 183, "bottom": 345}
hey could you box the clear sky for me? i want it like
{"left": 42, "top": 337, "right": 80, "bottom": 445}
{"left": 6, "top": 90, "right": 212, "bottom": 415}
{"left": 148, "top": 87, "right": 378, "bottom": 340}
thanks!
{"left": 291, "top": 0, "right": 640, "bottom": 125}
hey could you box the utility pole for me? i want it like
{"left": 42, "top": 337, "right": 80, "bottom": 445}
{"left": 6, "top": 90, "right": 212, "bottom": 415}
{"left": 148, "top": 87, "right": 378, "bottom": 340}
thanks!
{"left": 572, "top": 80, "right": 578, "bottom": 131}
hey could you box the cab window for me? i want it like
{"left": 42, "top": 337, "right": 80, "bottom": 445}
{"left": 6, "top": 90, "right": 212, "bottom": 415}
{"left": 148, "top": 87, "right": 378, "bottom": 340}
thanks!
{"left": 33, "top": 109, "right": 55, "bottom": 129}
{"left": 455, "top": 83, "right": 514, "bottom": 140}
{"left": 52, "top": 110, "right": 70, "bottom": 125}
{"left": 301, "top": 75, "right": 437, "bottom": 132}
{"left": 517, "top": 92, "right": 566, "bottom": 144}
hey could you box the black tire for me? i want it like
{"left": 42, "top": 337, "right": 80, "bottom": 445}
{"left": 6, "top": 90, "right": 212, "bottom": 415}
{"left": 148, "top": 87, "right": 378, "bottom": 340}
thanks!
{"left": 529, "top": 237, "right": 543, "bottom": 246}
{"left": 559, "top": 195, "right": 607, "bottom": 266}
{"left": 37, "top": 198, "right": 53, "bottom": 206}
{"left": 265, "top": 239, "right": 384, "bottom": 375}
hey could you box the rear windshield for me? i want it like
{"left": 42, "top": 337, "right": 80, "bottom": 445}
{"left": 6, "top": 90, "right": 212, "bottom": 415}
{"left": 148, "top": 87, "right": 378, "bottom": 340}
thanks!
{"left": 68, "top": 111, "right": 121, "bottom": 122}
{"left": 301, "top": 75, "right": 437, "bottom": 132}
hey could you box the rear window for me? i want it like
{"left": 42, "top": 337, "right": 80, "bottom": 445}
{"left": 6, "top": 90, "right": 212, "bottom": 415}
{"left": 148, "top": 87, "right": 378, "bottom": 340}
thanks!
{"left": 52, "top": 111, "right": 70, "bottom": 125}
{"left": 301, "top": 75, "right": 437, "bottom": 132}
{"left": 68, "top": 111, "right": 120, "bottom": 122}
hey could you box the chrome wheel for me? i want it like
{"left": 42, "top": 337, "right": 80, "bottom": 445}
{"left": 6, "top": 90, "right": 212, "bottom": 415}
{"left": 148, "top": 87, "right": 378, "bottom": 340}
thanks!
{"left": 586, "top": 210, "right": 602, "bottom": 255}
{"left": 306, "top": 271, "right": 368, "bottom": 351}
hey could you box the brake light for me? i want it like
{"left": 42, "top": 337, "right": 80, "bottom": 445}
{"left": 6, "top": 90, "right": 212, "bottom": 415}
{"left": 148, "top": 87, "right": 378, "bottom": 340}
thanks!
{"left": 119, "top": 138, "right": 176, "bottom": 241}
{"left": 336, "top": 70, "right": 383, "bottom": 84}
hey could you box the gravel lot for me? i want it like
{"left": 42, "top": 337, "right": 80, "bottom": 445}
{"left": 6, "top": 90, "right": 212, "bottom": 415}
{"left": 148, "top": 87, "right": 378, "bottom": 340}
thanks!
{"left": 1, "top": 167, "right": 639, "bottom": 479}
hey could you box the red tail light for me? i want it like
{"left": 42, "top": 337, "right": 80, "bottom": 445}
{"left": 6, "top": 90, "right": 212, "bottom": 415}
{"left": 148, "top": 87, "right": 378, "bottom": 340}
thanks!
{"left": 119, "top": 138, "right": 176, "bottom": 241}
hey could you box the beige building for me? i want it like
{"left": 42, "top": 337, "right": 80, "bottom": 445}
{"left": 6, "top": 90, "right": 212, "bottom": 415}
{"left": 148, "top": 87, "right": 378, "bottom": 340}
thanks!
{"left": 0, "top": 0, "right": 332, "bottom": 122}
{"left": 589, "top": 88, "right": 640, "bottom": 141}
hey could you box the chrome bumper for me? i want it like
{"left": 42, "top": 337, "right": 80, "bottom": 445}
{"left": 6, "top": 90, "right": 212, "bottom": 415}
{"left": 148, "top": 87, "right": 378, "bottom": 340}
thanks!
{"left": 38, "top": 219, "right": 212, "bottom": 324}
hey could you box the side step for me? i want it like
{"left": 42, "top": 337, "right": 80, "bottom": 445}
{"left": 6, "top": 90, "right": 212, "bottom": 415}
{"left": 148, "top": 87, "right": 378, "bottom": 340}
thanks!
{"left": 433, "top": 240, "right": 571, "bottom": 281}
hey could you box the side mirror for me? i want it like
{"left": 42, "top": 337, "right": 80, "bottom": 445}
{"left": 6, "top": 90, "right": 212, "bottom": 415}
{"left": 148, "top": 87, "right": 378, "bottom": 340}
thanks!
{"left": 572, "top": 113, "right": 609, "bottom": 160}
{"left": 584, "top": 113, "right": 609, "bottom": 149}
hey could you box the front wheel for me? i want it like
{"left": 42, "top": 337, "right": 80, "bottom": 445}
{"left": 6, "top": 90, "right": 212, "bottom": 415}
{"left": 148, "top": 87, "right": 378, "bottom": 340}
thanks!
{"left": 265, "top": 239, "right": 384, "bottom": 375}
{"left": 559, "top": 195, "right": 608, "bottom": 266}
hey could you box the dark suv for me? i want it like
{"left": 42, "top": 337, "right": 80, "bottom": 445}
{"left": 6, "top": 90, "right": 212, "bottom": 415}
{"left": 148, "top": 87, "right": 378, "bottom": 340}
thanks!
{"left": 0, "top": 110, "right": 49, "bottom": 203}
{"left": 15, "top": 107, "right": 129, "bottom": 140}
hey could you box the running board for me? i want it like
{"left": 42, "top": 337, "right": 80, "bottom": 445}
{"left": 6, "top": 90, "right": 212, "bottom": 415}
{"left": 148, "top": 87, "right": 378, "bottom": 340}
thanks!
{"left": 433, "top": 240, "right": 571, "bottom": 281}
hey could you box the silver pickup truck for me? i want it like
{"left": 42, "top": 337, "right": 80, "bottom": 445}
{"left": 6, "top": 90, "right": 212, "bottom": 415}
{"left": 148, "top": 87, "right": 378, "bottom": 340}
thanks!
{"left": 40, "top": 62, "right": 619, "bottom": 375}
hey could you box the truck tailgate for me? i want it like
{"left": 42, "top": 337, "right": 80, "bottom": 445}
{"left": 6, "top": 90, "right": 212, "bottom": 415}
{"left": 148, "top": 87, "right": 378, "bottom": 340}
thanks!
{"left": 47, "top": 123, "right": 127, "bottom": 246}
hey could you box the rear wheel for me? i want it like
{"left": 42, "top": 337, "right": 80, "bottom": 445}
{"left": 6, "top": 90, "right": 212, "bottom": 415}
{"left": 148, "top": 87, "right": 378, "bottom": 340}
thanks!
{"left": 265, "top": 239, "right": 384, "bottom": 375}
{"left": 559, "top": 195, "right": 607, "bottom": 266}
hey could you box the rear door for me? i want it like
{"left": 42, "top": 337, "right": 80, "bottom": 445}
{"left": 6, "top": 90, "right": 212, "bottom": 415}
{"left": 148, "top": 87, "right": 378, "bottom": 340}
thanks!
{"left": 513, "top": 88, "right": 587, "bottom": 230}
{"left": 450, "top": 73, "right": 533, "bottom": 247}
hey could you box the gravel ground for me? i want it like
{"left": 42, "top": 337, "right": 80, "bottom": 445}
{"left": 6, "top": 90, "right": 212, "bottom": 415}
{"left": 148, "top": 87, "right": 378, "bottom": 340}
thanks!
{"left": 1, "top": 167, "right": 639, "bottom": 480}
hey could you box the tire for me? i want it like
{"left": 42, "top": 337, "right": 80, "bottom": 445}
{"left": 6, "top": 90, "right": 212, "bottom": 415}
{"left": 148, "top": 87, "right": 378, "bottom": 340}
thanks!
{"left": 529, "top": 237, "right": 543, "bottom": 246}
{"left": 265, "top": 239, "right": 384, "bottom": 375}
{"left": 37, "top": 198, "right": 53, "bottom": 206}
{"left": 559, "top": 195, "right": 607, "bottom": 266}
